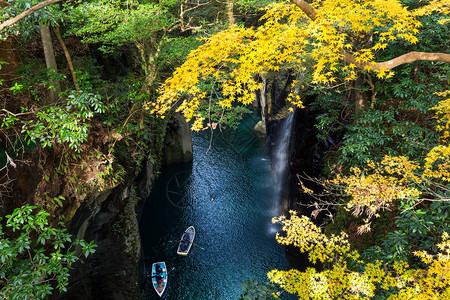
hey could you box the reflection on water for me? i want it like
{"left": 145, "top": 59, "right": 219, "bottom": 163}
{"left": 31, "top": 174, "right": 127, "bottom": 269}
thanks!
{"left": 139, "top": 116, "right": 294, "bottom": 299}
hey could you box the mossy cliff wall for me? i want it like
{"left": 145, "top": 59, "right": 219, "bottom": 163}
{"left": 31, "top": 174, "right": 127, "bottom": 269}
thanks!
{"left": 61, "top": 167, "right": 151, "bottom": 299}
{"left": 60, "top": 114, "right": 192, "bottom": 299}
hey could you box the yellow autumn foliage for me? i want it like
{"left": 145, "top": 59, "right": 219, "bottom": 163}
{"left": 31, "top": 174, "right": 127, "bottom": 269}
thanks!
{"left": 423, "top": 91, "right": 450, "bottom": 181}
{"left": 315, "top": 91, "right": 450, "bottom": 229}
{"left": 269, "top": 211, "right": 450, "bottom": 299}
{"left": 414, "top": 0, "right": 450, "bottom": 23}
{"left": 272, "top": 211, "right": 354, "bottom": 264}
{"left": 329, "top": 156, "right": 422, "bottom": 221}
{"left": 275, "top": 91, "right": 450, "bottom": 297}
{"left": 152, "top": 0, "right": 447, "bottom": 130}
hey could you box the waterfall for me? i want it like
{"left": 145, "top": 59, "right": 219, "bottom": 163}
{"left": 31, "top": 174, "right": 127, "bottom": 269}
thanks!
{"left": 270, "top": 112, "right": 295, "bottom": 219}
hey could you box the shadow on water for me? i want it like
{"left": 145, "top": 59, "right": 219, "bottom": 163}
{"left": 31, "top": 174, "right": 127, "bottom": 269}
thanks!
{"left": 139, "top": 115, "right": 297, "bottom": 299}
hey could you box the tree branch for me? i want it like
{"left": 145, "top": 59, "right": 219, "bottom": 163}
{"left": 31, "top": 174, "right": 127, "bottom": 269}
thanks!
{"left": 290, "top": 0, "right": 450, "bottom": 71}
{"left": 0, "top": 0, "right": 63, "bottom": 32}
{"left": 376, "top": 52, "right": 450, "bottom": 70}
{"left": 290, "top": 0, "right": 316, "bottom": 20}
{"left": 342, "top": 49, "right": 450, "bottom": 71}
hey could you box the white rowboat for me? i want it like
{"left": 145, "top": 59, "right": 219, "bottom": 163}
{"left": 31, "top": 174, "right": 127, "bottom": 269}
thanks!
{"left": 177, "top": 226, "right": 195, "bottom": 256}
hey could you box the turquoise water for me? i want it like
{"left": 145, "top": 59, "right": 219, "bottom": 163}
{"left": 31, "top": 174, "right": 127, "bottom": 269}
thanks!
{"left": 139, "top": 117, "right": 294, "bottom": 299}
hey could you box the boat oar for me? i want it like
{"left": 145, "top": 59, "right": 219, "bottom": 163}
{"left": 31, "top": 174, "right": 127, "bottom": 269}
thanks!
{"left": 192, "top": 242, "right": 205, "bottom": 250}
{"left": 169, "top": 239, "right": 204, "bottom": 250}
{"left": 148, "top": 267, "right": 175, "bottom": 279}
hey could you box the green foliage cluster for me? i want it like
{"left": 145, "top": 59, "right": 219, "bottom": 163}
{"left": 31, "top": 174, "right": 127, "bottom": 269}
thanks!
{"left": 66, "top": 0, "right": 174, "bottom": 54}
{"left": 315, "top": 62, "right": 448, "bottom": 170}
{"left": 363, "top": 200, "right": 450, "bottom": 265}
{"left": 157, "top": 36, "right": 204, "bottom": 76}
{"left": 0, "top": 205, "right": 96, "bottom": 299}
{"left": 23, "top": 90, "right": 105, "bottom": 152}
{"left": 2, "top": 87, "right": 106, "bottom": 152}
{"left": 338, "top": 108, "right": 439, "bottom": 167}
{"left": 234, "top": 0, "right": 276, "bottom": 13}
{"left": 0, "top": 0, "right": 64, "bottom": 38}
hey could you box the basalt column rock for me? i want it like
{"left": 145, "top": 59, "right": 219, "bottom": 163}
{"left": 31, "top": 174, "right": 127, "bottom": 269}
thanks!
{"left": 61, "top": 155, "right": 157, "bottom": 300}
{"left": 61, "top": 186, "right": 143, "bottom": 300}
{"left": 162, "top": 112, "right": 193, "bottom": 165}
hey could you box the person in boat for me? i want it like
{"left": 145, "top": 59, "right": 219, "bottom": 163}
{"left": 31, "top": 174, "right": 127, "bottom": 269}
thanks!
{"left": 147, "top": 264, "right": 163, "bottom": 282}
{"left": 180, "top": 242, "right": 188, "bottom": 252}
{"left": 154, "top": 274, "right": 163, "bottom": 283}
{"left": 179, "top": 232, "right": 190, "bottom": 252}
{"left": 179, "top": 240, "right": 188, "bottom": 252}
{"left": 154, "top": 263, "right": 163, "bottom": 275}
{"left": 182, "top": 233, "right": 190, "bottom": 242}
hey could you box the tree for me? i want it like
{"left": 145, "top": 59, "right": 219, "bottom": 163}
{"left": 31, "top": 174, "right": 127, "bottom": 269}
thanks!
{"left": 153, "top": 0, "right": 450, "bottom": 129}
{"left": 268, "top": 211, "right": 450, "bottom": 299}
{"left": 39, "top": 23, "right": 60, "bottom": 101}
{"left": 67, "top": 0, "right": 207, "bottom": 93}
{"left": 0, "top": 204, "right": 96, "bottom": 299}
{"left": 0, "top": 0, "right": 62, "bottom": 32}
{"left": 0, "top": 0, "right": 73, "bottom": 103}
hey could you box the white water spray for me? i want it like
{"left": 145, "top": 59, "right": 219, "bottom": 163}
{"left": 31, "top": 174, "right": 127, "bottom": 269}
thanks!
{"left": 269, "top": 112, "right": 295, "bottom": 220}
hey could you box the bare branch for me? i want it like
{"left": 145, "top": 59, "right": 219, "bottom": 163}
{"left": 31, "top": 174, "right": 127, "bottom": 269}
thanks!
{"left": 53, "top": 26, "right": 80, "bottom": 92}
{"left": 5, "top": 151, "right": 17, "bottom": 168}
{"left": 376, "top": 52, "right": 450, "bottom": 70}
{"left": 342, "top": 49, "right": 450, "bottom": 71}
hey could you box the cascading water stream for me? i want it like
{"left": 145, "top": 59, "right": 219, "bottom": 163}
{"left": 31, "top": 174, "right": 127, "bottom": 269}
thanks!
{"left": 270, "top": 112, "right": 295, "bottom": 219}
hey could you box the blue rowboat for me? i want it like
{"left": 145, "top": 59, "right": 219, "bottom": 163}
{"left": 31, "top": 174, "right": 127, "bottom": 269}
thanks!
{"left": 151, "top": 262, "right": 167, "bottom": 297}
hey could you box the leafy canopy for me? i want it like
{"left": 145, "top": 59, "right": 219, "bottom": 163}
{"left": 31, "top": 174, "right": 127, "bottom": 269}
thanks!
{"left": 67, "top": 0, "right": 174, "bottom": 54}
{"left": 269, "top": 211, "right": 450, "bottom": 299}
{"left": 0, "top": 205, "right": 96, "bottom": 299}
{"left": 152, "top": 0, "right": 441, "bottom": 130}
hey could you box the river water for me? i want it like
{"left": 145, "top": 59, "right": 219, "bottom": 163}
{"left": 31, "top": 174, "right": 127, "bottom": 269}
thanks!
{"left": 139, "top": 116, "right": 295, "bottom": 299}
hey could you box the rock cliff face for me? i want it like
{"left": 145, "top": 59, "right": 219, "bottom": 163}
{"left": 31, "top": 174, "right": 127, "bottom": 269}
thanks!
{"left": 60, "top": 117, "right": 193, "bottom": 299}
{"left": 61, "top": 169, "right": 151, "bottom": 299}
{"left": 62, "top": 187, "right": 142, "bottom": 299}
{"left": 162, "top": 113, "right": 193, "bottom": 165}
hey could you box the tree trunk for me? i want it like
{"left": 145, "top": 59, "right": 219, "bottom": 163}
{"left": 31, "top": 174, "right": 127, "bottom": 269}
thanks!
{"left": 0, "top": 37, "right": 18, "bottom": 85}
{"left": 53, "top": 26, "right": 79, "bottom": 92}
{"left": 40, "top": 24, "right": 60, "bottom": 102}
{"left": 226, "top": 0, "right": 235, "bottom": 25}
{"left": 353, "top": 77, "right": 369, "bottom": 113}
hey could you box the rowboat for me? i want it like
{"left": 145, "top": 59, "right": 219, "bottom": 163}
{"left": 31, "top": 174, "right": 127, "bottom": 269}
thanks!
{"left": 151, "top": 262, "right": 167, "bottom": 297}
{"left": 177, "top": 226, "right": 195, "bottom": 256}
